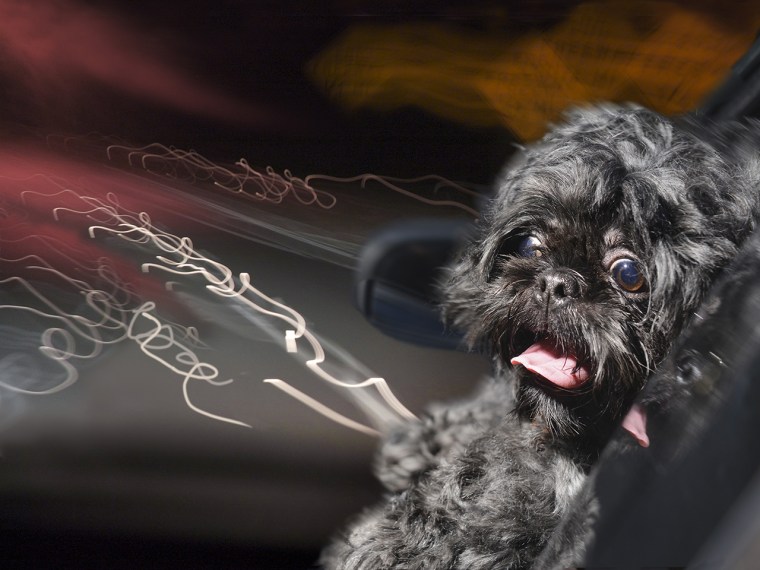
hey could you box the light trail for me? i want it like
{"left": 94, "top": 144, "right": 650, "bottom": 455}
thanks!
{"left": 80, "top": 192, "right": 418, "bottom": 432}
{"left": 0, "top": 140, "right": 470, "bottom": 436}
{"left": 105, "top": 142, "right": 480, "bottom": 216}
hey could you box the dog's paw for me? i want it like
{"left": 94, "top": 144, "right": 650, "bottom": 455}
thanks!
{"left": 375, "top": 416, "right": 440, "bottom": 491}
{"left": 375, "top": 378, "right": 513, "bottom": 491}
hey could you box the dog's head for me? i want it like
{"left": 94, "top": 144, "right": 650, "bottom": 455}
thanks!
{"left": 444, "top": 105, "right": 757, "bottom": 442}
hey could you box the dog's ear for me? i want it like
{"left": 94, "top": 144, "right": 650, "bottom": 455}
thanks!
{"left": 439, "top": 239, "right": 487, "bottom": 347}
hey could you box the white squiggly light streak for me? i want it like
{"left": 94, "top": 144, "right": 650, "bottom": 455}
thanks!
{"left": 69, "top": 190, "right": 416, "bottom": 434}
{"left": 0, "top": 260, "right": 250, "bottom": 427}
{"left": 1, "top": 145, "right": 432, "bottom": 436}
{"left": 105, "top": 142, "right": 479, "bottom": 216}
{"left": 126, "top": 303, "right": 251, "bottom": 428}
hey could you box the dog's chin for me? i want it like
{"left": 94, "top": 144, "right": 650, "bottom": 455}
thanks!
{"left": 512, "top": 365, "right": 590, "bottom": 439}
{"left": 503, "top": 329, "right": 620, "bottom": 443}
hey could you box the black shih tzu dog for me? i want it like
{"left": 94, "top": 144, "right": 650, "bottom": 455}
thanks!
{"left": 321, "top": 104, "right": 760, "bottom": 569}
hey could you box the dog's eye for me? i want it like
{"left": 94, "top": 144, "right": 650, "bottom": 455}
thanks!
{"left": 610, "top": 258, "right": 646, "bottom": 292}
{"left": 516, "top": 236, "right": 542, "bottom": 258}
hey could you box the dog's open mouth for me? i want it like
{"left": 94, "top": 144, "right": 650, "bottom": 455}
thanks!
{"left": 510, "top": 341, "right": 590, "bottom": 389}
{"left": 508, "top": 334, "right": 650, "bottom": 447}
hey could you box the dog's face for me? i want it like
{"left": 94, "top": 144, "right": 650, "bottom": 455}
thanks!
{"left": 444, "top": 105, "right": 756, "bottom": 441}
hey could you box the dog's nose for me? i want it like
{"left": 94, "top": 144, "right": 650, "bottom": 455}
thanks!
{"left": 537, "top": 270, "right": 582, "bottom": 304}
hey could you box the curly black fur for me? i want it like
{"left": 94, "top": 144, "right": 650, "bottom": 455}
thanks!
{"left": 321, "top": 104, "right": 760, "bottom": 569}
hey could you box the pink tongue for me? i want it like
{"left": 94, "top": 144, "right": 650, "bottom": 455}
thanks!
{"left": 622, "top": 404, "right": 650, "bottom": 448}
{"left": 510, "top": 341, "right": 590, "bottom": 388}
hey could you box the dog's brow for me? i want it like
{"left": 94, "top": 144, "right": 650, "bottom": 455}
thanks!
{"left": 603, "top": 228, "right": 626, "bottom": 248}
